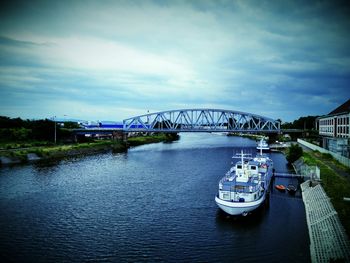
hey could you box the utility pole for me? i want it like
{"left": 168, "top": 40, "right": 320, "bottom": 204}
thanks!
{"left": 54, "top": 119, "right": 56, "bottom": 144}
{"left": 52, "top": 116, "right": 57, "bottom": 144}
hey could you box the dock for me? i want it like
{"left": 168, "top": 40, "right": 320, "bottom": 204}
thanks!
{"left": 269, "top": 142, "right": 291, "bottom": 151}
{"left": 301, "top": 180, "right": 350, "bottom": 262}
{"left": 273, "top": 172, "right": 307, "bottom": 179}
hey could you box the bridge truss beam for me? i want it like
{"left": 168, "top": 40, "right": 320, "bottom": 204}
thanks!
{"left": 123, "top": 109, "right": 280, "bottom": 133}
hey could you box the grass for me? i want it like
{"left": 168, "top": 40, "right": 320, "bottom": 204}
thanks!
{"left": 228, "top": 133, "right": 265, "bottom": 140}
{"left": 0, "top": 140, "right": 53, "bottom": 150}
{"left": 127, "top": 133, "right": 168, "bottom": 146}
{"left": 0, "top": 140, "right": 123, "bottom": 163}
{"left": 127, "top": 133, "right": 179, "bottom": 146}
{"left": 303, "top": 151, "right": 350, "bottom": 236}
{"left": 0, "top": 133, "right": 177, "bottom": 164}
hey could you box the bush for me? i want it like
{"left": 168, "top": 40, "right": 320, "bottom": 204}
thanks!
{"left": 286, "top": 143, "right": 303, "bottom": 164}
{"left": 321, "top": 153, "right": 333, "bottom": 160}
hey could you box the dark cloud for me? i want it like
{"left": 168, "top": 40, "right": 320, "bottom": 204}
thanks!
{"left": 0, "top": 0, "right": 349, "bottom": 121}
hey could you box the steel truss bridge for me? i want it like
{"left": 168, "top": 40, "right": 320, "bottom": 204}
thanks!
{"left": 123, "top": 109, "right": 280, "bottom": 133}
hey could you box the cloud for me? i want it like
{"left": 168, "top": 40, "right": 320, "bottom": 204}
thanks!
{"left": 0, "top": 0, "right": 350, "bottom": 121}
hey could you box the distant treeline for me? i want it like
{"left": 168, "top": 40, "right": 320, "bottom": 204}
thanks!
{"left": 281, "top": 116, "right": 319, "bottom": 130}
{"left": 0, "top": 115, "right": 319, "bottom": 142}
{"left": 0, "top": 116, "right": 79, "bottom": 142}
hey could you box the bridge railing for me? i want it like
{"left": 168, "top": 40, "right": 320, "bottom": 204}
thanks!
{"left": 122, "top": 109, "right": 280, "bottom": 133}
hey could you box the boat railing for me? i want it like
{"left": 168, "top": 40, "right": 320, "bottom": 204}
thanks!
{"left": 238, "top": 184, "right": 260, "bottom": 194}
{"left": 221, "top": 183, "right": 260, "bottom": 194}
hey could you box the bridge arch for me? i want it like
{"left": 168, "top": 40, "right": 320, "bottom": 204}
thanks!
{"left": 123, "top": 109, "right": 280, "bottom": 133}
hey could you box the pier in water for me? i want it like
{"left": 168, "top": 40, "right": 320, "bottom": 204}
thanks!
{"left": 0, "top": 133, "right": 310, "bottom": 262}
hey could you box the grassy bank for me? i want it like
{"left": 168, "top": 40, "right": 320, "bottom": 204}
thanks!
{"left": 228, "top": 133, "right": 265, "bottom": 140}
{"left": 127, "top": 133, "right": 179, "bottom": 146}
{"left": 0, "top": 133, "right": 179, "bottom": 165}
{"left": 0, "top": 140, "right": 126, "bottom": 163}
{"left": 302, "top": 150, "right": 350, "bottom": 236}
{"left": 0, "top": 140, "right": 54, "bottom": 150}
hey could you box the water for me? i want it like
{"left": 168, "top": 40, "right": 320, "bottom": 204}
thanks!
{"left": 0, "top": 133, "right": 310, "bottom": 262}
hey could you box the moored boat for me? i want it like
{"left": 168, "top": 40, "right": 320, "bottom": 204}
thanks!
{"left": 256, "top": 138, "right": 270, "bottom": 152}
{"left": 275, "top": 184, "right": 286, "bottom": 192}
{"left": 286, "top": 184, "right": 297, "bottom": 195}
{"left": 215, "top": 150, "right": 273, "bottom": 216}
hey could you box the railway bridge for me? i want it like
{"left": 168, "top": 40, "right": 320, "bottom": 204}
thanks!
{"left": 75, "top": 109, "right": 281, "bottom": 140}
{"left": 122, "top": 109, "right": 280, "bottom": 133}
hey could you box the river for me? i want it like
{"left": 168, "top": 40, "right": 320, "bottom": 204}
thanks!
{"left": 0, "top": 133, "right": 310, "bottom": 262}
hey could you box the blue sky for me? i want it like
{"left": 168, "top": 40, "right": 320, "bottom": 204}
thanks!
{"left": 0, "top": 0, "right": 349, "bottom": 122}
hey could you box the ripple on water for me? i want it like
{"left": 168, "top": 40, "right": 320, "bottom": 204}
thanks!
{"left": 0, "top": 134, "right": 310, "bottom": 262}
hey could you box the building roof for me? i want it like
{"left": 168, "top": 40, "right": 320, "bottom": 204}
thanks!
{"left": 328, "top": 99, "right": 350, "bottom": 115}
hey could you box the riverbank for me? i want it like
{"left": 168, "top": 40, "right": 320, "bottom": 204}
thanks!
{"left": 301, "top": 150, "right": 350, "bottom": 237}
{"left": 0, "top": 133, "right": 179, "bottom": 166}
{"left": 301, "top": 180, "right": 350, "bottom": 262}
{"left": 228, "top": 133, "right": 265, "bottom": 140}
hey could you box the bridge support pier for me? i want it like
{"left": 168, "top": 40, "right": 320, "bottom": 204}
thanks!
{"left": 112, "top": 131, "right": 127, "bottom": 142}
{"left": 123, "top": 132, "right": 127, "bottom": 142}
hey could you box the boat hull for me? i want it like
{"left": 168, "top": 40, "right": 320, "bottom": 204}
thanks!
{"left": 275, "top": 185, "right": 286, "bottom": 192}
{"left": 287, "top": 185, "right": 297, "bottom": 195}
{"left": 215, "top": 194, "right": 266, "bottom": 216}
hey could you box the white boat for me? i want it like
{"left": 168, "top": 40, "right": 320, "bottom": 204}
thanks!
{"left": 256, "top": 138, "right": 270, "bottom": 151}
{"left": 215, "top": 150, "right": 273, "bottom": 216}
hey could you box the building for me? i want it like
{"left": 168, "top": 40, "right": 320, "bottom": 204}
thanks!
{"left": 317, "top": 99, "right": 350, "bottom": 158}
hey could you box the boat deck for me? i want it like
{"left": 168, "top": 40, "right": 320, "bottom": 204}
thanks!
{"left": 221, "top": 172, "right": 268, "bottom": 193}
{"left": 301, "top": 180, "right": 350, "bottom": 262}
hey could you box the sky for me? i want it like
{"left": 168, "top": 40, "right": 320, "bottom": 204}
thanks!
{"left": 0, "top": 0, "right": 349, "bottom": 123}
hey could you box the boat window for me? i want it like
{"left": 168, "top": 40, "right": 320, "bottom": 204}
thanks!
{"left": 237, "top": 165, "right": 242, "bottom": 169}
{"left": 250, "top": 166, "right": 256, "bottom": 170}
{"left": 235, "top": 185, "right": 246, "bottom": 192}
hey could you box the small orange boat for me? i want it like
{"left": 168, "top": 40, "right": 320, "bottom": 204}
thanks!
{"left": 275, "top": 184, "right": 286, "bottom": 191}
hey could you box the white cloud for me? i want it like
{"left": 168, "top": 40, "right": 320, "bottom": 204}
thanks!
{"left": 1, "top": 0, "right": 349, "bottom": 121}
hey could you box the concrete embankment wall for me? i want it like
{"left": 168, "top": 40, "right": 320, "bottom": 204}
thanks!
{"left": 297, "top": 139, "right": 350, "bottom": 168}
{"left": 301, "top": 181, "right": 350, "bottom": 262}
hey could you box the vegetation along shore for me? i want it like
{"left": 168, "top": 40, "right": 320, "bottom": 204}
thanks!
{"left": 0, "top": 116, "right": 179, "bottom": 166}
{"left": 0, "top": 133, "right": 179, "bottom": 166}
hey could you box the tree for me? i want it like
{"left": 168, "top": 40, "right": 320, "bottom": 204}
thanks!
{"left": 281, "top": 116, "right": 319, "bottom": 130}
{"left": 286, "top": 143, "right": 303, "bottom": 164}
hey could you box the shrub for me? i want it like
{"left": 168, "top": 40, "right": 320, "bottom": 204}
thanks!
{"left": 286, "top": 143, "right": 303, "bottom": 164}
{"left": 321, "top": 153, "right": 333, "bottom": 160}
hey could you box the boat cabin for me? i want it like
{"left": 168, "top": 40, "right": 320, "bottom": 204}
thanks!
{"left": 235, "top": 161, "right": 259, "bottom": 183}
